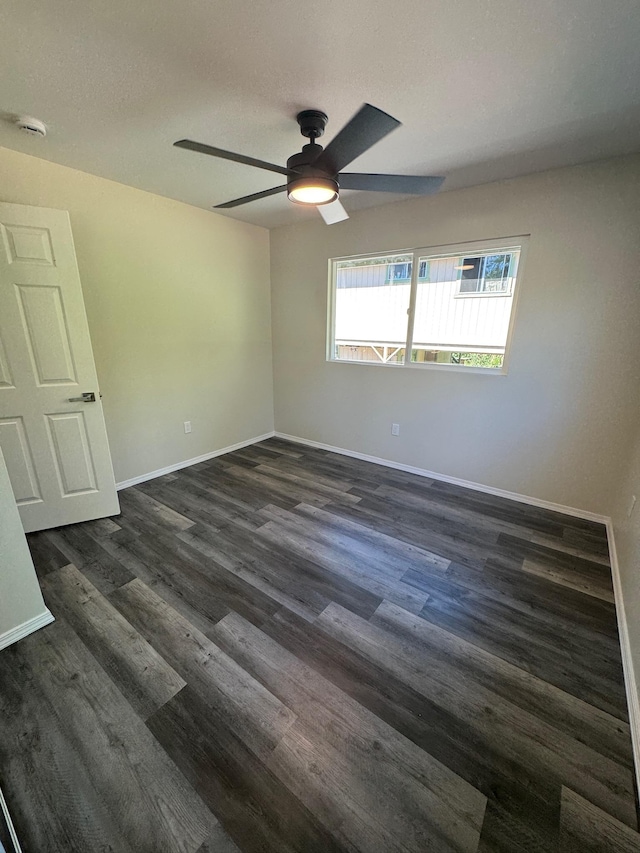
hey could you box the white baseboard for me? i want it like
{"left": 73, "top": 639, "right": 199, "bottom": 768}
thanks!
{"left": 116, "top": 431, "right": 276, "bottom": 490}
{"left": 606, "top": 522, "right": 640, "bottom": 795}
{"left": 275, "top": 432, "right": 608, "bottom": 524}
{"left": 0, "top": 609, "right": 54, "bottom": 652}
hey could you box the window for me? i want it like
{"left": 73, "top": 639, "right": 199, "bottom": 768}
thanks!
{"left": 458, "top": 253, "right": 513, "bottom": 295}
{"left": 386, "top": 260, "right": 428, "bottom": 283}
{"left": 387, "top": 262, "right": 411, "bottom": 282}
{"left": 328, "top": 238, "right": 525, "bottom": 371}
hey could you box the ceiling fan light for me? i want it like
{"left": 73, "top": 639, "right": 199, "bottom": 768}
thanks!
{"left": 287, "top": 177, "right": 339, "bottom": 205}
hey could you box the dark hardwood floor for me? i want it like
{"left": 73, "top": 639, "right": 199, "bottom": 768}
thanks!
{"left": 1, "top": 437, "right": 639, "bottom": 852}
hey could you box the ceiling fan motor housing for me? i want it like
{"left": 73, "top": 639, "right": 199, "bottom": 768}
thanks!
{"left": 286, "top": 144, "right": 339, "bottom": 205}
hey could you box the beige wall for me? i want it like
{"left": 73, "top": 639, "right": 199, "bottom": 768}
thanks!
{"left": 0, "top": 446, "right": 51, "bottom": 645}
{"left": 270, "top": 155, "right": 640, "bottom": 515}
{"left": 0, "top": 146, "right": 273, "bottom": 484}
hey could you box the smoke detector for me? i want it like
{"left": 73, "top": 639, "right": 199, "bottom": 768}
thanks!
{"left": 15, "top": 116, "right": 47, "bottom": 137}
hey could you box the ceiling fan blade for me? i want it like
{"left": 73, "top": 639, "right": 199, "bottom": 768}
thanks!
{"left": 214, "top": 185, "right": 287, "bottom": 209}
{"left": 318, "top": 199, "right": 349, "bottom": 225}
{"left": 339, "top": 173, "right": 445, "bottom": 194}
{"left": 312, "top": 104, "right": 401, "bottom": 176}
{"left": 174, "top": 139, "right": 292, "bottom": 177}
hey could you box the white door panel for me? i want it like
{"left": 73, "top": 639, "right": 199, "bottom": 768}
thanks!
{"left": 0, "top": 416, "right": 41, "bottom": 504}
{"left": 0, "top": 203, "right": 119, "bottom": 532}
{"left": 16, "top": 283, "right": 78, "bottom": 384}
{"left": 0, "top": 332, "right": 14, "bottom": 388}
{"left": 45, "top": 411, "right": 98, "bottom": 495}
{"left": 1, "top": 222, "right": 56, "bottom": 265}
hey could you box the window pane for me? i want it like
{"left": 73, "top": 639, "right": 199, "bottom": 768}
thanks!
{"left": 482, "top": 253, "right": 510, "bottom": 292}
{"left": 334, "top": 255, "right": 412, "bottom": 363}
{"left": 459, "top": 257, "right": 482, "bottom": 293}
{"left": 410, "top": 247, "right": 520, "bottom": 368}
{"left": 387, "top": 262, "right": 411, "bottom": 282}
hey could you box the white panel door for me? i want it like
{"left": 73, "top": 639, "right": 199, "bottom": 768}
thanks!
{"left": 0, "top": 202, "right": 119, "bottom": 532}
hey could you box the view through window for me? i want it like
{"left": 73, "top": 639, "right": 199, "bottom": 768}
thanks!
{"left": 329, "top": 240, "right": 524, "bottom": 370}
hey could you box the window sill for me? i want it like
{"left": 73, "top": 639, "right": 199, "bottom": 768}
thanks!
{"left": 327, "top": 358, "right": 507, "bottom": 376}
{"left": 454, "top": 291, "right": 512, "bottom": 299}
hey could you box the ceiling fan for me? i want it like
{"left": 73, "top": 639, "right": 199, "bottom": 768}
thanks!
{"left": 174, "top": 104, "right": 444, "bottom": 224}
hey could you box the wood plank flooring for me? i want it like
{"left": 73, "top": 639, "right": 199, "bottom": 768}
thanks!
{"left": 1, "top": 437, "right": 638, "bottom": 852}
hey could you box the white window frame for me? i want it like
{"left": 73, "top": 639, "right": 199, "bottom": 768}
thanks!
{"left": 327, "top": 235, "right": 529, "bottom": 376}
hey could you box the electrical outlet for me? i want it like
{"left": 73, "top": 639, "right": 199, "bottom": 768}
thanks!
{"left": 628, "top": 495, "right": 637, "bottom": 518}
{"left": 184, "top": 421, "right": 192, "bottom": 434}
{"left": 391, "top": 423, "right": 400, "bottom": 436}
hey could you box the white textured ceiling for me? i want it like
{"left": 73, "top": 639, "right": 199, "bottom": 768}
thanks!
{"left": 1, "top": 0, "right": 640, "bottom": 228}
